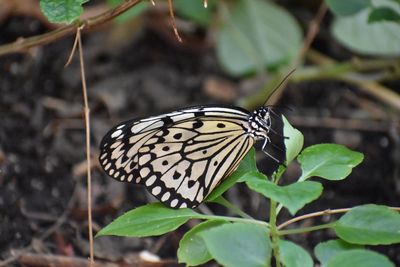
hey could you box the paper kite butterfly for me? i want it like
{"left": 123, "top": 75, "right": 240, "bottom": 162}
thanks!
{"left": 99, "top": 105, "right": 285, "bottom": 209}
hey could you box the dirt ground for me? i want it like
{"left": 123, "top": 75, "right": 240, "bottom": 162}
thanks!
{"left": 1, "top": 6, "right": 399, "bottom": 267}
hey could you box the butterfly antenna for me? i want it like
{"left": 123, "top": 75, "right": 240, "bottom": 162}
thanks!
{"left": 263, "top": 69, "right": 296, "bottom": 106}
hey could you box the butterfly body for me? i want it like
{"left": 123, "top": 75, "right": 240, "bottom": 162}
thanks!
{"left": 99, "top": 105, "right": 283, "bottom": 209}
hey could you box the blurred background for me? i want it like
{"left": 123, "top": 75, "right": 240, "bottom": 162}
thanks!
{"left": 0, "top": 0, "right": 399, "bottom": 266}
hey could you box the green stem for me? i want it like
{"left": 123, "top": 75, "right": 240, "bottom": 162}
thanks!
{"left": 278, "top": 222, "right": 336, "bottom": 236}
{"left": 200, "top": 214, "right": 269, "bottom": 228}
{"left": 211, "top": 196, "right": 254, "bottom": 219}
{"left": 269, "top": 200, "right": 281, "bottom": 267}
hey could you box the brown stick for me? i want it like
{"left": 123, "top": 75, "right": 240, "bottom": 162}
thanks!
{"left": 0, "top": 0, "right": 142, "bottom": 56}
{"left": 75, "top": 27, "right": 95, "bottom": 266}
{"left": 277, "top": 206, "right": 400, "bottom": 230}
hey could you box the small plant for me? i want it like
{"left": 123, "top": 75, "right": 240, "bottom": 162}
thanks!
{"left": 97, "top": 118, "right": 400, "bottom": 267}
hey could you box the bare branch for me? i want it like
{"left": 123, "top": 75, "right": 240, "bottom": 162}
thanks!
{"left": 0, "top": 0, "right": 142, "bottom": 56}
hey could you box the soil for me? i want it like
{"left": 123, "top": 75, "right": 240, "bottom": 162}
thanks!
{"left": 1, "top": 7, "right": 399, "bottom": 267}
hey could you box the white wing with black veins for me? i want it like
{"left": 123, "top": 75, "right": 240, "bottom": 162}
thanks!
{"left": 99, "top": 106, "right": 253, "bottom": 208}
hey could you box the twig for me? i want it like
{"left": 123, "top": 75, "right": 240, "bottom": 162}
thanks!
{"left": 0, "top": 0, "right": 142, "bottom": 56}
{"left": 64, "top": 31, "right": 80, "bottom": 67}
{"left": 277, "top": 206, "right": 400, "bottom": 230}
{"left": 287, "top": 115, "right": 395, "bottom": 132}
{"left": 340, "top": 76, "right": 400, "bottom": 111}
{"left": 267, "top": 2, "right": 328, "bottom": 105}
{"left": 167, "top": 0, "right": 182, "bottom": 42}
{"left": 76, "top": 27, "right": 95, "bottom": 266}
{"left": 293, "top": 3, "right": 328, "bottom": 67}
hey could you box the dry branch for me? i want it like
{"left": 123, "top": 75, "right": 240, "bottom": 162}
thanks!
{"left": 0, "top": 0, "right": 142, "bottom": 56}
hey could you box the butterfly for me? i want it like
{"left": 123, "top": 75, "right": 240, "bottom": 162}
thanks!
{"left": 99, "top": 105, "right": 285, "bottom": 209}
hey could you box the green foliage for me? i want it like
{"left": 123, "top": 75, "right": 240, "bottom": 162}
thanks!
{"left": 298, "top": 144, "right": 364, "bottom": 181}
{"left": 334, "top": 204, "right": 400, "bottom": 245}
{"left": 178, "top": 220, "right": 227, "bottom": 265}
{"left": 283, "top": 116, "right": 304, "bottom": 164}
{"left": 330, "top": 0, "right": 400, "bottom": 55}
{"left": 96, "top": 203, "right": 203, "bottom": 237}
{"left": 174, "top": 0, "right": 216, "bottom": 26}
{"left": 314, "top": 239, "right": 363, "bottom": 266}
{"left": 325, "top": 0, "right": 372, "bottom": 16}
{"left": 279, "top": 240, "right": 313, "bottom": 267}
{"left": 40, "top": 0, "right": 88, "bottom": 24}
{"left": 326, "top": 250, "right": 395, "bottom": 267}
{"left": 98, "top": 117, "right": 399, "bottom": 266}
{"left": 199, "top": 223, "right": 271, "bottom": 267}
{"left": 216, "top": 0, "right": 302, "bottom": 76}
{"left": 368, "top": 6, "right": 400, "bottom": 22}
{"left": 246, "top": 178, "right": 323, "bottom": 215}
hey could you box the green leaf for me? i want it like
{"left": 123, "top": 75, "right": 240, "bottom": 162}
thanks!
{"left": 298, "top": 144, "right": 363, "bottom": 181}
{"left": 279, "top": 240, "right": 313, "bottom": 267}
{"left": 174, "top": 0, "right": 216, "bottom": 26}
{"left": 178, "top": 220, "right": 227, "bottom": 266}
{"left": 332, "top": 0, "right": 400, "bottom": 55}
{"left": 236, "top": 147, "right": 258, "bottom": 176}
{"left": 200, "top": 223, "right": 271, "bottom": 267}
{"left": 314, "top": 239, "right": 363, "bottom": 267}
{"left": 216, "top": 0, "right": 302, "bottom": 76}
{"left": 334, "top": 204, "right": 400, "bottom": 245}
{"left": 207, "top": 148, "right": 257, "bottom": 201}
{"left": 326, "top": 0, "right": 371, "bottom": 16}
{"left": 326, "top": 249, "right": 395, "bottom": 267}
{"left": 239, "top": 171, "right": 266, "bottom": 182}
{"left": 283, "top": 116, "right": 303, "bottom": 164}
{"left": 246, "top": 178, "right": 323, "bottom": 215}
{"left": 368, "top": 7, "right": 400, "bottom": 23}
{"left": 40, "top": 0, "right": 88, "bottom": 24}
{"left": 96, "top": 203, "right": 202, "bottom": 237}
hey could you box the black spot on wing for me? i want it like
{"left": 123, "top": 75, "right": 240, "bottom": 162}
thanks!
{"left": 173, "top": 133, "right": 182, "bottom": 140}
{"left": 193, "top": 120, "right": 204, "bottom": 129}
{"left": 217, "top": 123, "right": 226, "bottom": 128}
{"left": 173, "top": 171, "right": 181, "bottom": 180}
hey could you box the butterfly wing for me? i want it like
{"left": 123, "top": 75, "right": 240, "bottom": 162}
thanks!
{"left": 137, "top": 115, "right": 254, "bottom": 208}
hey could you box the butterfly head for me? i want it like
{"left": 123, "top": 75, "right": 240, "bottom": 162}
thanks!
{"left": 248, "top": 107, "right": 273, "bottom": 139}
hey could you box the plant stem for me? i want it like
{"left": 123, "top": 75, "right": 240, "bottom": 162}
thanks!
{"left": 201, "top": 214, "right": 269, "bottom": 228}
{"left": 269, "top": 200, "right": 281, "bottom": 267}
{"left": 278, "top": 222, "right": 336, "bottom": 236}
